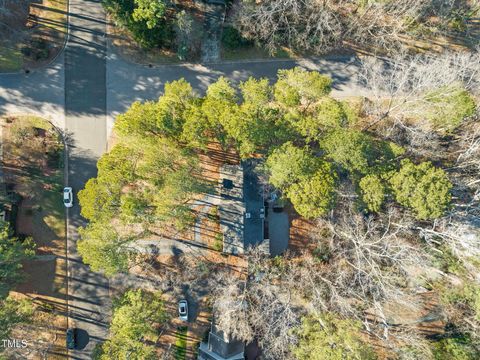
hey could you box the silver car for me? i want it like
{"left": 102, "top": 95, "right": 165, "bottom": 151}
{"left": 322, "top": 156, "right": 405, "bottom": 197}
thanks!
{"left": 178, "top": 300, "right": 188, "bottom": 321}
{"left": 63, "top": 187, "right": 73, "bottom": 208}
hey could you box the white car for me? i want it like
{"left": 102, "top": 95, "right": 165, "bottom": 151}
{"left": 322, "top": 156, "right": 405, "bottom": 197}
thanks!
{"left": 63, "top": 187, "right": 73, "bottom": 208}
{"left": 178, "top": 300, "right": 188, "bottom": 321}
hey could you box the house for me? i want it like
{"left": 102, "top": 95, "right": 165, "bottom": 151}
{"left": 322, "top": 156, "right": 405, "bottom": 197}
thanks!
{"left": 198, "top": 316, "right": 245, "bottom": 360}
{"left": 219, "top": 164, "right": 245, "bottom": 255}
{"left": 219, "top": 162, "right": 269, "bottom": 256}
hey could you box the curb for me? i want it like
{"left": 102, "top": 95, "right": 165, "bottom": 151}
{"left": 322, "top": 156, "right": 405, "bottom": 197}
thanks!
{"left": 110, "top": 46, "right": 362, "bottom": 70}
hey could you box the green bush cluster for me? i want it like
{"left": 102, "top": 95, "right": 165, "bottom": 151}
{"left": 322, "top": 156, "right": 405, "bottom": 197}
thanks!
{"left": 103, "top": 0, "right": 174, "bottom": 49}
{"left": 221, "top": 26, "right": 252, "bottom": 50}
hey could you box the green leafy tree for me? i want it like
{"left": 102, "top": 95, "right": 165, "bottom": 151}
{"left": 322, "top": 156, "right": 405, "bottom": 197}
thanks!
{"left": 293, "top": 98, "right": 347, "bottom": 141}
{"left": 120, "top": 193, "right": 150, "bottom": 222}
{"left": 0, "top": 220, "right": 35, "bottom": 299}
{"left": 115, "top": 100, "right": 159, "bottom": 138}
{"left": 181, "top": 102, "right": 212, "bottom": 149}
{"left": 97, "top": 144, "right": 139, "bottom": 184}
{"left": 266, "top": 142, "right": 319, "bottom": 190}
{"left": 98, "top": 289, "right": 168, "bottom": 360}
{"left": 287, "top": 162, "right": 337, "bottom": 218}
{"left": 240, "top": 77, "right": 273, "bottom": 106}
{"left": 78, "top": 223, "right": 131, "bottom": 276}
{"left": 359, "top": 174, "right": 385, "bottom": 213}
{"left": 321, "top": 129, "right": 378, "bottom": 175}
{"left": 152, "top": 166, "right": 211, "bottom": 229}
{"left": 206, "top": 76, "right": 238, "bottom": 103}
{"left": 293, "top": 314, "right": 377, "bottom": 360}
{"left": 222, "top": 104, "right": 281, "bottom": 157}
{"left": 155, "top": 79, "right": 195, "bottom": 138}
{"left": 389, "top": 159, "right": 452, "bottom": 220}
{"left": 102, "top": 0, "right": 173, "bottom": 49}
{"left": 201, "top": 77, "right": 239, "bottom": 147}
{"left": 78, "top": 178, "right": 120, "bottom": 221}
{"left": 80, "top": 134, "right": 207, "bottom": 232}
{"left": 274, "top": 67, "right": 332, "bottom": 107}
{"left": 132, "top": 0, "right": 167, "bottom": 29}
{"left": 115, "top": 79, "right": 194, "bottom": 140}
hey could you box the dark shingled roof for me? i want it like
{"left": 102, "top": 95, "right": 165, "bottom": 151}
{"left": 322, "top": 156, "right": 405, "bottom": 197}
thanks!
{"left": 207, "top": 322, "right": 245, "bottom": 358}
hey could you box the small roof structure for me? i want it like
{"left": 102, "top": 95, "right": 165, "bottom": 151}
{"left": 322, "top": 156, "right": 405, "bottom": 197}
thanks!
{"left": 198, "top": 315, "right": 245, "bottom": 360}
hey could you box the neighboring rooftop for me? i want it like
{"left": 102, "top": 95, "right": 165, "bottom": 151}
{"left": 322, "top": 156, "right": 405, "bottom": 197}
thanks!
{"left": 198, "top": 315, "right": 245, "bottom": 360}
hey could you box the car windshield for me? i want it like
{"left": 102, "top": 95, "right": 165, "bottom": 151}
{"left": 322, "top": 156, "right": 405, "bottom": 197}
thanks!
{"left": 64, "top": 198, "right": 69, "bottom": 203}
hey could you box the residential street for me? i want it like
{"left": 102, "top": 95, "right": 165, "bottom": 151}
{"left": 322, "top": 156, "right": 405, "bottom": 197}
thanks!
{"left": 64, "top": 0, "right": 109, "bottom": 358}
{"left": 0, "top": 2, "right": 368, "bottom": 358}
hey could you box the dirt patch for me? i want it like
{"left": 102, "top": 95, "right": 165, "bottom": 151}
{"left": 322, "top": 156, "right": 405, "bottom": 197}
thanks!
{"left": 1, "top": 115, "right": 67, "bottom": 358}
{"left": 0, "top": 0, "right": 68, "bottom": 72}
{"left": 286, "top": 204, "right": 317, "bottom": 255}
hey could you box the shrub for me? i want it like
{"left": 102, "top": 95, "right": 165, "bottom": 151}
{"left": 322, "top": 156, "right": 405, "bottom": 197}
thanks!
{"left": 103, "top": 0, "right": 174, "bottom": 49}
{"left": 221, "top": 26, "right": 251, "bottom": 50}
{"left": 359, "top": 174, "right": 385, "bottom": 213}
{"left": 213, "top": 233, "right": 223, "bottom": 252}
{"left": 432, "top": 336, "right": 478, "bottom": 360}
{"left": 423, "top": 86, "right": 476, "bottom": 132}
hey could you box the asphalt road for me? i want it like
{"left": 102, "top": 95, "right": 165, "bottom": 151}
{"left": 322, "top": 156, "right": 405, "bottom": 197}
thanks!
{"left": 64, "top": 0, "right": 109, "bottom": 358}
{"left": 0, "top": 54, "right": 64, "bottom": 129}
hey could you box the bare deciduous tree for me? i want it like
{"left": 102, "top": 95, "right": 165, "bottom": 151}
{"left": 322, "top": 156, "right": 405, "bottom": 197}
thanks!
{"left": 233, "top": 0, "right": 477, "bottom": 55}
{"left": 360, "top": 50, "right": 480, "bottom": 124}
{"left": 211, "top": 206, "right": 436, "bottom": 358}
{"left": 211, "top": 250, "right": 301, "bottom": 360}
{"left": 233, "top": 0, "right": 342, "bottom": 55}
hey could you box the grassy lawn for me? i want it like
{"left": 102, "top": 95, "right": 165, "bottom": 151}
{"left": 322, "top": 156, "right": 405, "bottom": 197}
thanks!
{"left": 0, "top": 45, "right": 23, "bottom": 72}
{"left": 175, "top": 326, "right": 188, "bottom": 360}
{"left": 0, "top": 0, "right": 68, "bottom": 72}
